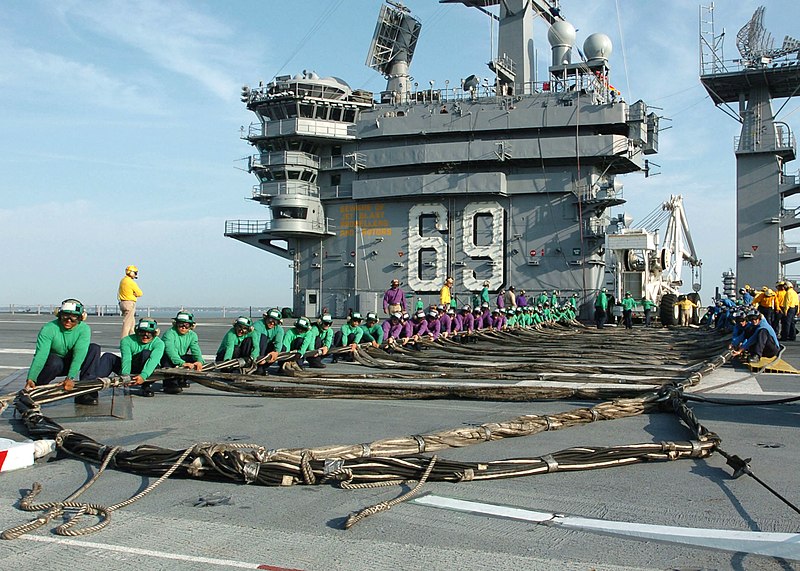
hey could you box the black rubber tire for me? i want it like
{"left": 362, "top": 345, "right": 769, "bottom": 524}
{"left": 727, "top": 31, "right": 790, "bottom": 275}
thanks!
{"left": 687, "top": 292, "right": 701, "bottom": 325}
{"left": 660, "top": 293, "right": 679, "bottom": 326}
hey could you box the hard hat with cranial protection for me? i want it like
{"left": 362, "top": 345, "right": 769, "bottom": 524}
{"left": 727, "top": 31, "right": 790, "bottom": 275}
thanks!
{"left": 264, "top": 308, "right": 282, "bottom": 321}
{"left": 59, "top": 299, "right": 84, "bottom": 316}
{"left": 126, "top": 265, "right": 139, "bottom": 274}
{"left": 174, "top": 311, "right": 194, "bottom": 324}
{"left": 135, "top": 318, "right": 158, "bottom": 333}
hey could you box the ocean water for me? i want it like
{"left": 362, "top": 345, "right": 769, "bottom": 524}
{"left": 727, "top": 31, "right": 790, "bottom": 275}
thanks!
{"left": 2, "top": 305, "right": 293, "bottom": 319}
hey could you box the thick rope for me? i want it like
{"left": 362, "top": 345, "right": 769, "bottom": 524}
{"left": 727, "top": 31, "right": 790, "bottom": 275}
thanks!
{"left": 344, "top": 455, "right": 438, "bottom": 529}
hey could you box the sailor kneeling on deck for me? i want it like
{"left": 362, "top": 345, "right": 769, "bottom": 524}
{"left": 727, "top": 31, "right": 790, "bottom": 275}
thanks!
{"left": 253, "top": 308, "right": 285, "bottom": 374}
{"left": 279, "top": 316, "right": 314, "bottom": 373}
{"left": 160, "top": 311, "right": 204, "bottom": 392}
{"left": 25, "top": 298, "right": 101, "bottom": 405}
{"left": 731, "top": 311, "right": 780, "bottom": 363}
{"left": 98, "top": 318, "right": 165, "bottom": 397}
{"left": 333, "top": 312, "right": 364, "bottom": 361}
{"left": 216, "top": 316, "right": 260, "bottom": 366}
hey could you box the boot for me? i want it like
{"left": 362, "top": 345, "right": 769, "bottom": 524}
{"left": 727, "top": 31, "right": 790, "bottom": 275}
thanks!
{"left": 140, "top": 383, "right": 155, "bottom": 397}
{"left": 307, "top": 355, "right": 326, "bottom": 369}
{"left": 74, "top": 391, "right": 99, "bottom": 406}
{"left": 163, "top": 378, "right": 182, "bottom": 395}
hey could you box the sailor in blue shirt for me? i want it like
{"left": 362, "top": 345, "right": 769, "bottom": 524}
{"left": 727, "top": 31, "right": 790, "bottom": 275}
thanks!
{"left": 734, "top": 311, "right": 780, "bottom": 362}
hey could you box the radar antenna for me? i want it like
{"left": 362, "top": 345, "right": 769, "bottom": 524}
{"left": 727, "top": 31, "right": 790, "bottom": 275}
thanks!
{"left": 366, "top": 1, "right": 422, "bottom": 103}
{"left": 736, "top": 6, "right": 800, "bottom": 67}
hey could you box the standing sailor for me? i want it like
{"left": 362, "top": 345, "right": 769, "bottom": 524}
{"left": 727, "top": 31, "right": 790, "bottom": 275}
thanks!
{"left": 621, "top": 291, "right": 636, "bottom": 329}
{"left": 118, "top": 265, "right": 143, "bottom": 338}
{"left": 440, "top": 276, "right": 455, "bottom": 308}
{"left": 782, "top": 280, "right": 799, "bottom": 342}
{"left": 594, "top": 288, "right": 609, "bottom": 329}
{"left": 383, "top": 279, "right": 406, "bottom": 315}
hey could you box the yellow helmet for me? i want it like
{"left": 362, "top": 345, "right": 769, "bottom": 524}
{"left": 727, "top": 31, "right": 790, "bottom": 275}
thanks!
{"left": 126, "top": 265, "right": 139, "bottom": 274}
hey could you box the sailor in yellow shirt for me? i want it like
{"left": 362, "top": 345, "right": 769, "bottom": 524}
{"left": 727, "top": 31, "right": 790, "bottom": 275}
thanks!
{"left": 118, "top": 265, "right": 143, "bottom": 338}
{"left": 440, "top": 276, "right": 454, "bottom": 308}
{"left": 781, "top": 280, "right": 799, "bottom": 342}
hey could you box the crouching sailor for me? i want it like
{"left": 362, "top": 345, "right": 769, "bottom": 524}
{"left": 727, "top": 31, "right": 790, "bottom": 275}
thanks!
{"left": 305, "top": 314, "right": 334, "bottom": 369}
{"left": 280, "top": 316, "right": 313, "bottom": 373}
{"left": 216, "top": 316, "right": 260, "bottom": 365}
{"left": 333, "top": 312, "right": 364, "bottom": 361}
{"left": 253, "top": 308, "right": 285, "bottom": 374}
{"left": 359, "top": 312, "right": 383, "bottom": 347}
{"left": 160, "top": 311, "right": 204, "bottom": 393}
{"left": 25, "top": 298, "right": 101, "bottom": 405}
{"left": 99, "top": 318, "right": 165, "bottom": 397}
{"left": 732, "top": 311, "right": 781, "bottom": 363}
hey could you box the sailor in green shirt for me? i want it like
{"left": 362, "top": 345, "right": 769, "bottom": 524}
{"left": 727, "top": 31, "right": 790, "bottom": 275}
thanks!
{"left": 335, "top": 312, "right": 364, "bottom": 347}
{"left": 98, "top": 318, "right": 165, "bottom": 397}
{"left": 333, "top": 312, "right": 364, "bottom": 362}
{"left": 25, "top": 298, "right": 101, "bottom": 405}
{"left": 160, "top": 311, "right": 204, "bottom": 393}
{"left": 215, "top": 316, "right": 260, "bottom": 363}
{"left": 641, "top": 297, "right": 656, "bottom": 327}
{"left": 359, "top": 312, "right": 383, "bottom": 347}
{"left": 594, "top": 287, "right": 609, "bottom": 328}
{"left": 161, "top": 312, "right": 204, "bottom": 370}
{"left": 253, "top": 308, "right": 285, "bottom": 374}
{"left": 279, "top": 316, "right": 313, "bottom": 374}
{"left": 621, "top": 291, "right": 637, "bottom": 329}
{"left": 305, "top": 314, "right": 334, "bottom": 369}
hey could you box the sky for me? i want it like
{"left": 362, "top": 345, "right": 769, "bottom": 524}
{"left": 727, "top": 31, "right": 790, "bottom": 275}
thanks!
{"left": 1, "top": 0, "right": 799, "bottom": 309}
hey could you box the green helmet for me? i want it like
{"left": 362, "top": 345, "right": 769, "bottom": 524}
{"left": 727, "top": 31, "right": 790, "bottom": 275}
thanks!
{"left": 135, "top": 318, "right": 158, "bottom": 333}
{"left": 58, "top": 299, "right": 84, "bottom": 317}
{"left": 174, "top": 311, "right": 195, "bottom": 324}
{"left": 319, "top": 314, "right": 333, "bottom": 325}
{"left": 295, "top": 316, "right": 311, "bottom": 330}
{"left": 350, "top": 312, "right": 363, "bottom": 322}
{"left": 264, "top": 308, "right": 282, "bottom": 322}
{"left": 234, "top": 316, "right": 253, "bottom": 328}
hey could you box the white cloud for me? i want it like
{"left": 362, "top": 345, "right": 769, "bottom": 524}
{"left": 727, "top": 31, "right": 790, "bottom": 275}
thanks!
{"left": 62, "top": 0, "right": 254, "bottom": 101}
{"left": 0, "top": 41, "right": 163, "bottom": 114}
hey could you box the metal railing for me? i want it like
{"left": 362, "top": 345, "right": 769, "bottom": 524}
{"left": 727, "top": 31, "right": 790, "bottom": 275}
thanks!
{"left": 225, "top": 218, "right": 337, "bottom": 236}
{"left": 252, "top": 181, "right": 320, "bottom": 200}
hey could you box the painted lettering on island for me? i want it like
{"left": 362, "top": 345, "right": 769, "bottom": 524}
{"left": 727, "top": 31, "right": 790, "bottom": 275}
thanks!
{"left": 338, "top": 203, "right": 392, "bottom": 237}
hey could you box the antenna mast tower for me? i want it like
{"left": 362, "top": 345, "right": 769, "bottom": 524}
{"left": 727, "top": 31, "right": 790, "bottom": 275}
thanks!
{"left": 700, "top": 5, "right": 800, "bottom": 287}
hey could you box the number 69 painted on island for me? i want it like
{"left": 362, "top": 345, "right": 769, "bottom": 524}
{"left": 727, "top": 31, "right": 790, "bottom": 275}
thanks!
{"left": 407, "top": 201, "right": 504, "bottom": 292}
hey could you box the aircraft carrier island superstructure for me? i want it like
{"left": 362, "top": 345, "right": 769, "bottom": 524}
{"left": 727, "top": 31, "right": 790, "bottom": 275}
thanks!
{"left": 226, "top": 0, "right": 659, "bottom": 318}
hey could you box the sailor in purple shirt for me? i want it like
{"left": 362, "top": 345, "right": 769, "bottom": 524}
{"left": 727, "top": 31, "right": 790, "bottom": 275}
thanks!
{"left": 425, "top": 308, "right": 442, "bottom": 339}
{"left": 444, "top": 307, "right": 457, "bottom": 334}
{"left": 411, "top": 310, "right": 429, "bottom": 337}
{"left": 496, "top": 289, "right": 506, "bottom": 309}
{"left": 457, "top": 306, "right": 474, "bottom": 332}
{"left": 517, "top": 290, "right": 528, "bottom": 308}
{"left": 381, "top": 312, "right": 404, "bottom": 342}
{"left": 480, "top": 302, "right": 492, "bottom": 328}
{"left": 382, "top": 279, "right": 406, "bottom": 315}
{"left": 492, "top": 308, "right": 507, "bottom": 329}
{"left": 399, "top": 312, "right": 414, "bottom": 341}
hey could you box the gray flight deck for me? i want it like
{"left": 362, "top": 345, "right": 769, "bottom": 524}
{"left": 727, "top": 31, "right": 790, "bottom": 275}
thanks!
{"left": 1, "top": 314, "right": 799, "bottom": 570}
